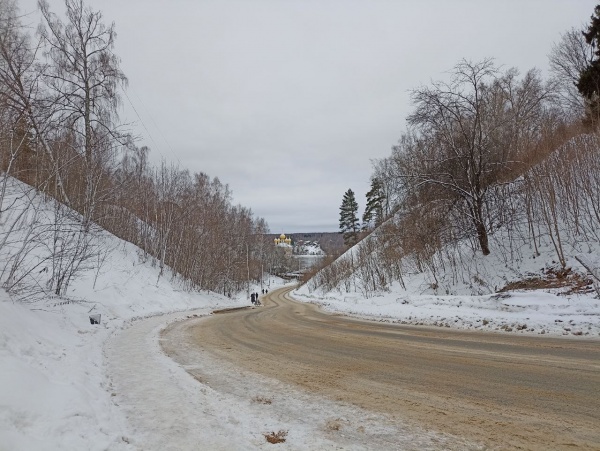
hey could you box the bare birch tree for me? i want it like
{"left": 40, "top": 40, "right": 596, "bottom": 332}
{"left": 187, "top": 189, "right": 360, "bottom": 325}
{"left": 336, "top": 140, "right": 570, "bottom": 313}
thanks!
{"left": 38, "top": 0, "right": 128, "bottom": 228}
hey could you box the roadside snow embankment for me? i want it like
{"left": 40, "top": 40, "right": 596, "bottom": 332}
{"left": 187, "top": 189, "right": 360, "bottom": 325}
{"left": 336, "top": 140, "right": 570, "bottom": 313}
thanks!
{"left": 293, "top": 286, "right": 600, "bottom": 338}
{"left": 0, "top": 235, "right": 250, "bottom": 450}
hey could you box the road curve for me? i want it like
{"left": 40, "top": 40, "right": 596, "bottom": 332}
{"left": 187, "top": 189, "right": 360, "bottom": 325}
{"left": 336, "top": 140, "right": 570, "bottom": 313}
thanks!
{"left": 168, "top": 286, "right": 600, "bottom": 450}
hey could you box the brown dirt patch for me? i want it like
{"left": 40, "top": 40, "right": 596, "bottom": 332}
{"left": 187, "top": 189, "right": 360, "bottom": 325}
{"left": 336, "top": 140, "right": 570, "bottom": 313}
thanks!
{"left": 499, "top": 266, "right": 594, "bottom": 294}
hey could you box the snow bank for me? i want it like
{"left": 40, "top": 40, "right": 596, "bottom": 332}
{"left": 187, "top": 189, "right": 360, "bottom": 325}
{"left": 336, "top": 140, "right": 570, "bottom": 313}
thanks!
{"left": 293, "top": 286, "right": 600, "bottom": 337}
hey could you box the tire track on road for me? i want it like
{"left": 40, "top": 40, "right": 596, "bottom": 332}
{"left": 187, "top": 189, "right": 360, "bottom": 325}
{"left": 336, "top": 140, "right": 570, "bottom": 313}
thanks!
{"left": 167, "top": 286, "right": 600, "bottom": 450}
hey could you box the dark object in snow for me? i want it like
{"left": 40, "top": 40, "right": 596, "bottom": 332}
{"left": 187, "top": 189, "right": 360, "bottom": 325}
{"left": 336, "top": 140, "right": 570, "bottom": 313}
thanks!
{"left": 89, "top": 314, "right": 101, "bottom": 325}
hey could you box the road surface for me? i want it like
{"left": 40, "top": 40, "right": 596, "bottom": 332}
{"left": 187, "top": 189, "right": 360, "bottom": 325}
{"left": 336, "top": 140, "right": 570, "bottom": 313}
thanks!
{"left": 162, "top": 286, "right": 600, "bottom": 450}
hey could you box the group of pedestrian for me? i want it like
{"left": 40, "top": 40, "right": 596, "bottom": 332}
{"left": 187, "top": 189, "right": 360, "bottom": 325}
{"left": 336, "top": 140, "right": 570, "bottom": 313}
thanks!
{"left": 250, "top": 288, "right": 269, "bottom": 305}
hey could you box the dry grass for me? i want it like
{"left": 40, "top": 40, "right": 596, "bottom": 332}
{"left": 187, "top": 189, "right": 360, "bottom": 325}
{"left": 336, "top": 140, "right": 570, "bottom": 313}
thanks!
{"left": 499, "top": 266, "right": 594, "bottom": 294}
{"left": 264, "top": 430, "right": 287, "bottom": 444}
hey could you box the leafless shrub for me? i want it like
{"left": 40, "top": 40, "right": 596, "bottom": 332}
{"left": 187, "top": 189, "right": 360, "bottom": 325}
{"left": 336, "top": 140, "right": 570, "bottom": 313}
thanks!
{"left": 264, "top": 430, "right": 287, "bottom": 444}
{"left": 524, "top": 132, "right": 600, "bottom": 267}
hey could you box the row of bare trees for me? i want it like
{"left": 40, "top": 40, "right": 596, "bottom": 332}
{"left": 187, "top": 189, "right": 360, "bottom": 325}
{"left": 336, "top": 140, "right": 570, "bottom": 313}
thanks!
{"left": 107, "top": 153, "right": 277, "bottom": 295}
{"left": 306, "top": 56, "right": 600, "bottom": 297}
{"left": 385, "top": 59, "right": 553, "bottom": 256}
{"left": 0, "top": 0, "right": 275, "bottom": 300}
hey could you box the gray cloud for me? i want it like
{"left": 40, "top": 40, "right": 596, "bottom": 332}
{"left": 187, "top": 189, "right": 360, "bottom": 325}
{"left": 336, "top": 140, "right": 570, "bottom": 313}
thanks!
{"left": 20, "top": 0, "right": 596, "bottom": 232}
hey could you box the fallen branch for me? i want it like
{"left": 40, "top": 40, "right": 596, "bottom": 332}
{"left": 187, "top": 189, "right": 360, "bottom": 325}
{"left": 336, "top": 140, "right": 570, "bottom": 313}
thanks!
{"left": 575, "top": 256, "right": 600, "bottom": 298}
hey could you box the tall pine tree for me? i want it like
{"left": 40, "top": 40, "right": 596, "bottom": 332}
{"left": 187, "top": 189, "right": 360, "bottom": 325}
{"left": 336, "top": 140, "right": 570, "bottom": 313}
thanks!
{"left": 339, "top": 189, "right": 359, "bottom": 246}
{"left": 362, "top": 178, "right": 385, "bottom": 230}
{"left": 578, "top": 4, "right": 600, "bottom": 123}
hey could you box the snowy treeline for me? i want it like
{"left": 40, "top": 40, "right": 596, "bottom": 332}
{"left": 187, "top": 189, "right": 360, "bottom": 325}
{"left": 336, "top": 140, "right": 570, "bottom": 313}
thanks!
{"left": 0, "top": 0, "right": 276, "bottom": 300}
{"left": 293, "top": 241, "right": 325, "bottom": 256}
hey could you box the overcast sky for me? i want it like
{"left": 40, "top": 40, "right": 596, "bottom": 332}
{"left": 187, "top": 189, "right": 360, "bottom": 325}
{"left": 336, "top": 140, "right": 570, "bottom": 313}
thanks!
{"left": 19, "top": 0, "right": 596, "bottom": 233}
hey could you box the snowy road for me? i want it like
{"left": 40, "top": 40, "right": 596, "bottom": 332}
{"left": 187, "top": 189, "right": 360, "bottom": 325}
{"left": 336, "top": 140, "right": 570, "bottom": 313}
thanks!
{"left": 165, "top": 287, "right": 600, "bottom": 450}
{"left": 106, "top": 308, "right": 476, "bottom": 450}
{"left": 102, "top": 287, "right": 600, "bottom": 450}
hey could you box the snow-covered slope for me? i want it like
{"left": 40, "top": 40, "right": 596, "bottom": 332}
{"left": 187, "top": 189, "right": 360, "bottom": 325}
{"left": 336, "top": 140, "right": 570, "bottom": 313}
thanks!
{"left": 294, "top": 240, "right": 325, "bottom": 256}
{"left": 294, "top": 212, "right": 600, "bottom": 338}
{"left": 0, "top": 263, "right": 267, "bottom": 450}
{"left": 0, "top": 179, "right": 253, "bottom": 449}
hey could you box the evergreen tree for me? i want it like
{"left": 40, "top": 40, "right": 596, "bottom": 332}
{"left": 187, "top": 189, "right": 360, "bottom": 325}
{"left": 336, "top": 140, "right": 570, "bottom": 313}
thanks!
{"left": 362, "top": 178, "right": 386, "bottom": 230}
{"left": 578, "top": 4, "right": 600, "bottom": 122}
{"left": 339, "top": 189, "right": 359, "bottom": 246}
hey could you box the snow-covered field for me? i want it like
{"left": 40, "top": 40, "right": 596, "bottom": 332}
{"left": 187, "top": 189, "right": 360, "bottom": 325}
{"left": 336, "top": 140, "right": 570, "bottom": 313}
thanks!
{"left": 1, "top": 179, "right": 599, "bottom": 449}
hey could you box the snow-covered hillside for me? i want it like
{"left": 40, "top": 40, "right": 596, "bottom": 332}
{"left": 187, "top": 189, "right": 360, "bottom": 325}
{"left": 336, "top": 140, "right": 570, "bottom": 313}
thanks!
{"left": 0, "top": 179, "right": 255, "bottom": 449}
{"left": 1, "top": 176, "right": 599, "bottom": 450}
{"left": 294, "top": 212, "right": 600, "bottom": 338}
{"left": 293, "top": 240, "right": 325, "bottom": 256}
{"left": 0, "top": 246, "right": 257, "bottom": 450}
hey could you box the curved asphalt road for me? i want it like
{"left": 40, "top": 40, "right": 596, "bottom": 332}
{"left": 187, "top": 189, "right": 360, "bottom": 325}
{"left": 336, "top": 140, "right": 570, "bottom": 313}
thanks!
{"left": 166, "top": 286, "right": 600, "bottom": 450}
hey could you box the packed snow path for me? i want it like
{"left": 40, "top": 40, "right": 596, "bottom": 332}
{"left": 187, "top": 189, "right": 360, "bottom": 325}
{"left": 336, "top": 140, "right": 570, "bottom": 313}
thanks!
{"left": 105, "top": 309, "right": 257, "bottom": 450}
